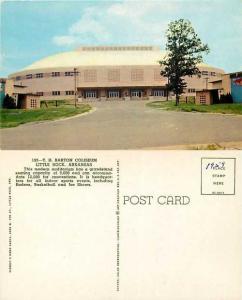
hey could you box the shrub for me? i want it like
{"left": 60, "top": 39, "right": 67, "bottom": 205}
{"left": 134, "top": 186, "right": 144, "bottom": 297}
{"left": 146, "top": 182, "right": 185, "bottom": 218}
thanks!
{"left": 220, "top": 93, "right": 233, "bottom": 104}
{"left": 3, "top": 94, "right": 16, "bottom": 109}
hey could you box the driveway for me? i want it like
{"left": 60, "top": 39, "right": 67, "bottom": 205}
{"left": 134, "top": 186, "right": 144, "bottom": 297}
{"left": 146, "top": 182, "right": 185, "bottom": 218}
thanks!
{"left": 1, "top": 101, "right": 242, "bottom": 149}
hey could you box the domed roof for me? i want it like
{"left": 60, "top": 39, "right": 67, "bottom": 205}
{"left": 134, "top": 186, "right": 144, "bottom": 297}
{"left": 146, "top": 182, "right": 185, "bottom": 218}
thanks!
{"left": 15, "top": 45, "right": 220, "bottom": 73}
{"left": 23, "top": 46, "right": 167, "bottom": 71}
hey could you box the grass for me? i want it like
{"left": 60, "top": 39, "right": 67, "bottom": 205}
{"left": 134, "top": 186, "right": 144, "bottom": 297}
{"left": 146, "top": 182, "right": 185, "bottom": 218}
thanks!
{"left": 147, "top": 101, "right": 242, "bottom": 114}
{"left": 0, "top": 102, "right": 91, "bottom": 128}
{"left": 188, "top": 144, "right": 225, "bottom": 150}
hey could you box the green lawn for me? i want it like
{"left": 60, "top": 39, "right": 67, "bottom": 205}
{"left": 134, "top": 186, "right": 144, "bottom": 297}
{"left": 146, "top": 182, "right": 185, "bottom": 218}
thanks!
{"left": 0, "top": 103, "right": 91, "bottom": 128}
{"left": 147, "top": 101, "right": 242, "bottom": 114}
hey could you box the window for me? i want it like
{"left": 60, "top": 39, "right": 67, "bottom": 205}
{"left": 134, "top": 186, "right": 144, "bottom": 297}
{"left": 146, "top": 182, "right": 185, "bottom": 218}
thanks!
{"left": 108, "top": 90, "right": 120, "bottom": 98}
{"left": 36, "top": 92, "right": 43, "bottom": 96}
{"left": 36, "top": 73, "right": 43, "bottom": 78}
{"left": 30, "top": 99, "right": 37, "bottom": 108}
{"left": 26, "top": 74, "right": 32, "bottom": 79}
{"left": 52, "top": 91, "right": 60, "bottom": 95}
{"left": 202, "top": 71, "right": 208, "bottom": 76}
{"left": 65, "top": 71, "right": 73, "bottom": 76}
{"left": 52, "top": 72, "right": 60, "bottom": 77}
{"left": 84, "top": 70, "right": 97, "bottom": 82}
{"left": 199, "top": 95, "right": 206, "bottom": 104}
{"left": 16, "top": 76, "right": 21, "bottom": 81}
{"left": 153, "top": 90, "right": 164, "bottom": 97}
{"left": 188, "top": 88, "right": 196, "bottom": 93}
{"left": 131, "top": 90, "right": 142, "bottom": 97}
{"left": 131, "top": 69, "right": 144, "bottom": 81}
{"left": 108, "top": 70, "right": 120, "bottom": 82}
{"left": 211, "top": 72, "right": 216, "bottom": 76}
{"left": 65, "top": 91, "right": 74, "bottom": 95}
{"left": 85, "top": 90, "right": 97, "bottom": 98}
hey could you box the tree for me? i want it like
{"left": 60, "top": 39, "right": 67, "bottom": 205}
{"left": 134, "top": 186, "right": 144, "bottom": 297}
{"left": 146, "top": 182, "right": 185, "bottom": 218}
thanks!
{"left": 3, "top": 94, "right": 16, "bottom": 109}
{"left": 159, "top": 19, "right": 209, "bottom": 105}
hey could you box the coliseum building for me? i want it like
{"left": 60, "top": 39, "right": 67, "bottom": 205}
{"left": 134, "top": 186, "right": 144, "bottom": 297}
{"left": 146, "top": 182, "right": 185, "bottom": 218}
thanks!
{"left": 8, "top": 46, "right": 224, "bottom": 103}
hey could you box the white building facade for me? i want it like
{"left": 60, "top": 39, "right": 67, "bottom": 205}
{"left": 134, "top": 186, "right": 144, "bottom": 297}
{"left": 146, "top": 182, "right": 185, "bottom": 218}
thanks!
{"left": 8, "top": 46, "right": 224, "bottom": 101}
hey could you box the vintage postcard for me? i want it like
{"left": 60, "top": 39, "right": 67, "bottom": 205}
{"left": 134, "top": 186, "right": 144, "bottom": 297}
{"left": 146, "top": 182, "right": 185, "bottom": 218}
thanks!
{"left": 0, "top": 0, "right": 241, "bottom": 299}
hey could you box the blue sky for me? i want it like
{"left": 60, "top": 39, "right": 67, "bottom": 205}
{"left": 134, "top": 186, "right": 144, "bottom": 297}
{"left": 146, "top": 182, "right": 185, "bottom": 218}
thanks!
{"left": 1, "top": 0, "right": 242, "bottom": 76}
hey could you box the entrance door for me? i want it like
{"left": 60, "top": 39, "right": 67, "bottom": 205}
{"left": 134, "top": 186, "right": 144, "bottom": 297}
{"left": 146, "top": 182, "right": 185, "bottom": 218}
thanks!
{"left": 153, "top": 90, "right": 164, "bottom": 97}
{"left": 131, "top": 90, "right": 142, "bottom": 98}
{"left": 85, "top": 90, "right": 97, "bottom": 99}
{"left": 108, "top": 90, "right": 120, "bottom": 98}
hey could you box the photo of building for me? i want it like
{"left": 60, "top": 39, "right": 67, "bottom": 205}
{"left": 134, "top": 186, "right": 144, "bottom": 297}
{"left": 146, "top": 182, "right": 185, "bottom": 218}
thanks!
{"left": 7, "top": 45, "right": 224, "bottom": 102}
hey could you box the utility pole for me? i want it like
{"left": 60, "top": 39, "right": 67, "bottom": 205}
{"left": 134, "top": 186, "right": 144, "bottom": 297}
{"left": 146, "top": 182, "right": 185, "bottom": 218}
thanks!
{"left": 166, "top": 77, "right": 169, "bottom": 101}
{"left": 205, "top": 77, "right": 209, "bottom": 90}
{"left": 73, "top": 68, "right": 79, "bottom": 108}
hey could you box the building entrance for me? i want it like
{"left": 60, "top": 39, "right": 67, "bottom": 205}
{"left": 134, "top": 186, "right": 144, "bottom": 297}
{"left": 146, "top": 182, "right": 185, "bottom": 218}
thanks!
{"left": 153, "top": 90, "right": 164, "bottom": 97}
{"left": 131, "top": 90, "right": 142, "bottom": 98}
{"left": 108, "top": 90, "right": 120, "bottom": 98}
{"left": 85, "top": 90, "right": 97, "bottom": 99}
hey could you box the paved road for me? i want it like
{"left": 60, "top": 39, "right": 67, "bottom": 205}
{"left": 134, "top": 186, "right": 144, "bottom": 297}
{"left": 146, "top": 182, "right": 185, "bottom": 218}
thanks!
{"left": 1, "top": 101, "right": 242, "bottom": 149}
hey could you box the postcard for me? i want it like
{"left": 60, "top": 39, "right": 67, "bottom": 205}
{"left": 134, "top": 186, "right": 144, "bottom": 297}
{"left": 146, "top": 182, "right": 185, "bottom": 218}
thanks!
{"left": 0, "top": 150, "right": 241, "bottom": 300}
{"left": 0, "top": 0, "right": 241, "bottom": 299}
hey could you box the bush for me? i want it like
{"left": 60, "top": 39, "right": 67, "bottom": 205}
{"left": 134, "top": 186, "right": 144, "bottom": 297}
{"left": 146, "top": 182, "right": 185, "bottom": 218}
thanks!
{"left": 3, "top": 94, "right": 16, "bottom": 109}
{"left": 220, "top": 93, "right": 233, "bottom": 104}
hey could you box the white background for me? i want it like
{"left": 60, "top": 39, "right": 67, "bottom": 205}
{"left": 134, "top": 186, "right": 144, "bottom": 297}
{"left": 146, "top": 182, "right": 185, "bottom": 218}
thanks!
{"left": 0, "top": 151, "right": 241, "bottom": 300}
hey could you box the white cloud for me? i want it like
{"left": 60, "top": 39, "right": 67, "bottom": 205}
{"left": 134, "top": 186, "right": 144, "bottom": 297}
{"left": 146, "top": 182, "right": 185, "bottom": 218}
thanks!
{"left": 53, "top": 35, "right": 77, "bottom": 46}
{"left": 69, "top": 16, "right": 111, "bottom": 42}
{"left": 52, "top": 1, "right": 179, "bottom": 47}
{"left": 107, "top": 1, "right": 176, "bottom": 18}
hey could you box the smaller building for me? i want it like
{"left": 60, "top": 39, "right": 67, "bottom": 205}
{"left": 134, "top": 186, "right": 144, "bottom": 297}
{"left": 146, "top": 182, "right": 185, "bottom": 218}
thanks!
{"left": 17, "top": 94, "right": 40, "bottom": 109}
{"left": 209, "top": 71, "right": 242, "bottom": 103}
{"left": 195, "top": 90, "right": 219, "bottom": 105}
{"left": 4, "top": 78, "right": 40, "bottom": 109}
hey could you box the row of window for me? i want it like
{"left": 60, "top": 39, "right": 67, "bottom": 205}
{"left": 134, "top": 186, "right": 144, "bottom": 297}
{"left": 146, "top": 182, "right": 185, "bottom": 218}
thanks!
{"left": 15, "top": 70, "right": 219, "bottom": 81}
{"left": 83, "top": 90, "right": 165, "bottom": 98}
{"left": 80, "top": 46, "right": 153, "bottom": 51}
{"left": 34, "top": 90, "right": 165, "bottom": 98}
{"left": 21, "top": 71, "right": 75, "bottom": 80}
{"left": 84, "top": 90, "right": 143, "bottom": 98}
{"left": 201, "top": 71, "right": 216, "bottom": 76}
{"left": 53, "top": 90, "right": 75, "bottom": 96}
{"left": 187, "top": 88, "right": 196, "bottom": 93}
{"left": 17, "top": 69, "right": 149, "bottom": 82}
{"left": 35, "top": 91, "right": 75, "bottom": 96}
